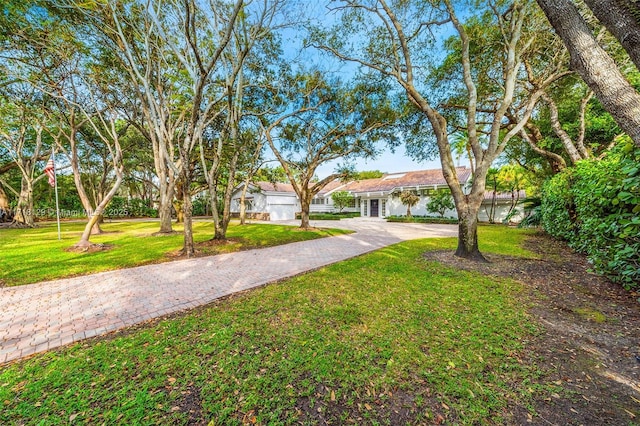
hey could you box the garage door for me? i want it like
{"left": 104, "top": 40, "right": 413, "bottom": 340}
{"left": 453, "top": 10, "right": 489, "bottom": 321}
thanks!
{"left": 268, "top": 204, "right": 297, "bottom": 221}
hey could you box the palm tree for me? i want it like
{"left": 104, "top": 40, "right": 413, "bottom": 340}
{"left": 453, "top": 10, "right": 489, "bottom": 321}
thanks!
{"left": 399, "top": 190, "right": 420, "bottom": 218}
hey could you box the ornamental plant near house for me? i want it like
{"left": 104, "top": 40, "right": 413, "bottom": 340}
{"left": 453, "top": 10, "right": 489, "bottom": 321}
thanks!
{"left": 331, "top": 191, "right": 355, "bottom": 213}
{"left": 426, "top": 189, "right": 455, "bottom": 218}
{"left": 399, "top": 190, "right": 420, "bottom": 218}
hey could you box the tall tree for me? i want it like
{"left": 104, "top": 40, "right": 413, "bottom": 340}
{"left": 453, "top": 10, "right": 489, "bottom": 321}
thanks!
{"left": 198, "top": 0, "right": 287, "bottom": 240}
{"left": 0, "top": 84, "right": 49, "bottom": 227}
{"left": 313, "top": 0, "right": 561, "bottom": 260}
{"left": 582, "top": 0, "right": 640, "bottom": 71}
{"left": 263, "top": 72, "right": 396, "bottom": 229}
{"left": 536, "top": 0, "right": 640, "bottom": 147}
{"left": 73, "top": 0, "right": 245, "bottom": 256}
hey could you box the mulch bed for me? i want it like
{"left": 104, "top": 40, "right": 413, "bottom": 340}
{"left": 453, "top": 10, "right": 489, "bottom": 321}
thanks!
{"left": 424, "top": 232, "right": 640, "bottom": 425}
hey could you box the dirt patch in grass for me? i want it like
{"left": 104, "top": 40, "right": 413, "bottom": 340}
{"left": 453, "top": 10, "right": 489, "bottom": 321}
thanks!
{"left": 173, "top": 385, "right": 206, "bottom": 425}
{"left": 164, "top": 238, "right": 243, "bottom": 259}
{"left": 196, "top": 238, "right": 242, "bottom": 247}
{"left": 424, "top": 232, "right": 640, "bottom": 425}
{"left": 151, "top": 230, "right": 182, "bottom": 237}
{"left": 64, "top": 243, "right": 114, "bottom": 253}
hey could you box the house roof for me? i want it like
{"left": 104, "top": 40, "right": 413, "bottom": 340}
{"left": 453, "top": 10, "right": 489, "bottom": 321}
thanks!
{"left": 317, "top": 179, "right": 347, "bottom": 195}
{"left": 253, "top": 179, "right": 351, "bottom": 195}
{"left": 340, "top": 167, "right": 472, "bottom": 194}
{"left": 254, "top": 181, "right": 296, "bottom": 193}
{"left": 252, "top": 167, "right": 473, "bottom": 196}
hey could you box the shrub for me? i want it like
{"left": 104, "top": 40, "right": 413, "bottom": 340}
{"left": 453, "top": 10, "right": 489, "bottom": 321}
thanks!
{"left": 426, "top": 189, "right": 455, "bottom": 218}
{"left": 192, "top": 195, "right": 210, "bottom": 217}
{"left": 331, "top": 191, "right": 355, "bottom": 213}
{"left": 386, "top": 215, "right": 458, "bottom": 224}
{"left": 399, "top": 190, "right": 420, "bottom": 218}
{"left": 518, "top": 197, "right": 542, "bottom": 228}
{"left": 540, "top": 171, "right": 575, "bottom": 241}
{"left": 295, "top": 212, "right": 360, "bottom": 220}
{"left": 540, "top": 141, "right": 640, "bottom": 289}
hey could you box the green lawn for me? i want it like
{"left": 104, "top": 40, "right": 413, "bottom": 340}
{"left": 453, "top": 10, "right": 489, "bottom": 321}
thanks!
{"left": 0, "top": 220, "right": 350, "bottom": 286}
{"left": 0, "top": 227, "right": 549, "bottom": 425}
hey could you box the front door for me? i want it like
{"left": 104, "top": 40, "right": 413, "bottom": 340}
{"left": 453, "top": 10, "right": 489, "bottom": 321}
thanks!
{"left": 370, "top": 199, "right": 379, "bottom": 217}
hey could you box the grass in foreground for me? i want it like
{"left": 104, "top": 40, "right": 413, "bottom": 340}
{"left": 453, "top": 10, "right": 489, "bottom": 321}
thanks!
{"left": 0, "top": 221, "right": 349, "bottom": 286}
{"left": 0, "top": 227, "right": 546, "bottom": 425}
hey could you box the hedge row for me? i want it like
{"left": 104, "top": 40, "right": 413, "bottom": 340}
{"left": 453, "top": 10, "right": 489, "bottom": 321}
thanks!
{"left": 540, "top": 142, "right": 640, "bottom": 289}
{"left": 386, "top": 215, "right": 458, "bottom": 224}
{"left": 295, "top": 212, "right": 361, "bottom": 220}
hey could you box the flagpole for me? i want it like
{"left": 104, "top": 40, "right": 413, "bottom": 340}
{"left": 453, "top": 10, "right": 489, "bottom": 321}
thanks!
{"left": 52, "top": 146, "right": 61, "bottom": 240}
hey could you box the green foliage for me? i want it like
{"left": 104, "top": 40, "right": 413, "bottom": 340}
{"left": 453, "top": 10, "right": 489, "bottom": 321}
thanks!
{"left": 518, "top": 197, "right": 542, "bottom": 228}
{"left": 295, "top": 212, "right": 360, "bottom": 220}
{"left": 386, "top": 215, "right": 458, "bottom": 224}
{"left": 540, "top": 172, "right": 575, "bottom": 241}
{"left": 426, "top": 189, "right": 455, "bottom": 218}
{"left": 354, "top": 170, "right": 384, "bottom": 179}
{"left": 191, "top": 195, "right": 209, "bottom": 217}
{"left": 104, "top": 197, "right": 158, "bottom": 218}
{"left": 254, "top": 166, "right": 289, "bottom": 184}
{"left": 540, "top": 141, "right": 640, "bottom": 289}
{"left": 0, "top": 228, "right": 542, "bottom": 424}
{"left": 330, "top": 191, "right": 355, "bottom": 212}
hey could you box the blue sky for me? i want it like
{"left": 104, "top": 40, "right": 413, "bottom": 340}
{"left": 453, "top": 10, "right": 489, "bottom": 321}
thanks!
{"left": 314, "top": 147, "right": 444, "bottom": 178}
{"left": 270, "top": 2, "right": 463, "bottom": 179}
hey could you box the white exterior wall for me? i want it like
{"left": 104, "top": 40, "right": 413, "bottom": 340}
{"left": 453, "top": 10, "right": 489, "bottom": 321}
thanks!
{"left": 311, "top": 195, "right": 359, "bottom": 214}
{"left": 310, "top": 196, "right": 333, "bottom": 213}
{"left": 230, "top": 189, "right": 300, "bottom": 221}
{"left": 358, "top": 194, "right": 457, "bottom": 218}
{"left": 478, "top": 202, "right": 524, "bottom": 223}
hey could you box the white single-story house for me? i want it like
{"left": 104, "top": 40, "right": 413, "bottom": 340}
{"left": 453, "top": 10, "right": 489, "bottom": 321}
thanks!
{"left": 230, "top": 167, "right": 525, "bottom": 222}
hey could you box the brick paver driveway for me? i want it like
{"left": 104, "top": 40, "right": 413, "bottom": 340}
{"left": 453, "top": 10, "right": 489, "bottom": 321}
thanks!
{"left": 0, "top": 219, "right": 457, "bottom": 365}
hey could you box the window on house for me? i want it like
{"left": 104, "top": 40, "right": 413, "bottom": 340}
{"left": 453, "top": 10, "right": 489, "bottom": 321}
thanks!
{"left": 363, "top": 200, "right": 368, "bottom": 216}
{"left": 381, "top": 199, "right": 386, "bottom": 217}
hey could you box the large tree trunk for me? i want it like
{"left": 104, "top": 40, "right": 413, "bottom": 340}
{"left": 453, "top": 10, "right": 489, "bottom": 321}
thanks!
{"left": 74, "top": 173, "right": 124, "bottom": 249}
{"left": 214, "top": 150, "right": 240, "bottom": 240}
{"left": 455, "top": 202, "right": 487, "bottom": 262}
{"left": 69, "top": 131, "right": 103, "bottom": 235}
{"left": 537, "top": 0, "right": 640, "bottom": 148}
{"left": 177, "top": 142, "right": 195, "bottom": 256}
{"left": 239, "top": 178, "right": 250, "bottom": 225}
{"left": 180, "top": 175, "right": 195, "bottom": 257}
{"left": 583, "top": 0, "right": 640, "bottom": 71}
{"left": 156, "top": 175, "right": 175, "bottom": 233}
{"left": 208, "top": 184, "right": 221, "bottom": 232}
{"left": 300, "top": 200, "right": 311, "bottom": 229}
{"left": 151, "top": 137, "right": 175, "bottom": 234}
{"left": 12, "top": 178, "right": 35, "bottom": 227}
{"left": 0, "top": 184, "right": 9, "bottom": 222}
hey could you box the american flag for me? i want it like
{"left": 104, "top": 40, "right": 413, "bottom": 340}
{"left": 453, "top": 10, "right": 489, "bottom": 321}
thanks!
{"left": 43, "top": 158, "right": 56, "bottom": 187}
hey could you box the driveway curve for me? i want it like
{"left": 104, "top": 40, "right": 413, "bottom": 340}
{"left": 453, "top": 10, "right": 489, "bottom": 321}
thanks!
{"left": 0, "top": 219, "right": 457, "bottom": 365}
